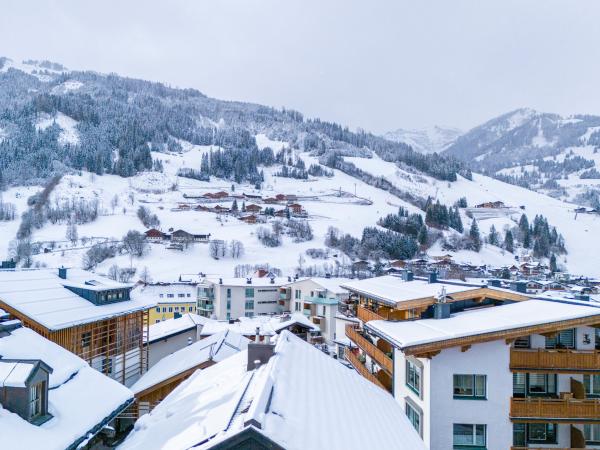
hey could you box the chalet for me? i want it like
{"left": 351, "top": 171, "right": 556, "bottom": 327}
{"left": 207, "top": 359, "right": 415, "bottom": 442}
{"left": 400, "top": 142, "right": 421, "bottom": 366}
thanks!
{"left": 389, "top": 259, "right": 407, "bottom": 269}
{"left": 287, "top": 202, "right": 305, "bottom": 215}
{"left": 0, "top": 321, "right": 134, "bottom": 449}
{"left": 274, "top": 208, "right": 288, "bottom": 217}
{"left": 212, "top": 205, "right": 230, "bottom": 214}
{"left": 0, "top": 268, "right": 155, "bottom": 386}
{"left": 239, "top": 214, "right": 258, "bottom": 224}
{"left": 131, "top": 330, "right": 248, "bottom": 417}
{"left": 119, "top": 332, "right": 426, "bottom": 450}
{"left": 475, "top": 200, "right": 506, "bottom": 208}
{"left": 172, "top": 229, "right": 211, "bottom": 244}
{"left": 177, "top": 203, "right": 191, "bottom": 210}
{"left": 520, "top": 261, "right": 548, "bottom": 277}
{"left": 245, "top": 203, "right": 262, "bottom": 213}
{"left": 275, "top": 193, "right": 286, "bottom": 201}
{"left": 144, "top": 228, "right": 165, "bottom": 242}
{"left": 286, "top": 194, "right": 298, "bottom": 201}
{"left": 263, "top": 197, "right": 279, "bottom": 204}
{"left": 194, "top": 204, "right": 210, "bottom": 212}
{"left": 243, "top": 192, "right": 262, "bottom": 200}
{"left": 254, "top": 268, "right": 276, "bottom": 278}
{"left": 203, "top": 191, "right": 229, "bottom": 199}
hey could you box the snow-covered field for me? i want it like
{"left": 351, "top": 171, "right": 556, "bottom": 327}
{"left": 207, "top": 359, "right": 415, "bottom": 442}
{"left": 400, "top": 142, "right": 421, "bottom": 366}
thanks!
{"left": 2, "top": 142, "right": 599, "bottom": 280}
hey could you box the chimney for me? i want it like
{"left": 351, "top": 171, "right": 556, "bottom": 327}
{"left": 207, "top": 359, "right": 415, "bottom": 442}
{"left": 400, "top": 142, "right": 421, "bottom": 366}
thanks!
{"left": 247, "top": 341, "right": 275, "bottom": 371}
{"left": 433, "top": 286, "right": 450, "bottom": 319}
{"left": 403, "top": 270, "right": 414, "bottom": 282}
{"left": 58, "top": 267, "right": 67, "bottom": 280}
{"left": 219, "top": 278, "right": 223, "bottom": 285}
{"left": 488, "top": 279, "right": 501, "bottom": 288}
{"left": 246, "top": 277, "right": 252, "bottom": 285}
{"left": 427, "top": 271, "right": 437, "bottom": 283}
{"left": 287, "top": 276, "right": 292, "bottom": 282}
{"left": 511, "top": 281, "right": 527, "bottom": 293}
{"left": 270, "top": 276, "right": 275, "bottom": 284}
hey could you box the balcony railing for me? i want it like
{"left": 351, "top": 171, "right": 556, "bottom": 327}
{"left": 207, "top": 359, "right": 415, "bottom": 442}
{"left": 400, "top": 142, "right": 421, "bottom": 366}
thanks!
{"left": 510, "top": 348, "right": 600, "bottom": 373}
{"left": 511, "top": 397, "right": 600, "bottom": 422}
{"left": 303, "top": 296, "right": 338, "bottom": 305}
{"left": 357, "top": 305, "right": 386, "bottom": 323}
{"left": 346, "top": 324, "right": 393, "bottom": 374}
{"left": 344, "top": 347, "right": 390, "bottom": 393}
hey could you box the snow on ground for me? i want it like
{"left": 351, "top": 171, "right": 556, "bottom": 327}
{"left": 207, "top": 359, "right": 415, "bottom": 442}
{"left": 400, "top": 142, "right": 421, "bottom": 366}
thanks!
{"left": 35, "top": 112, "right": 80, "bottom": 145}
{"left": 50, "top": 80, "right": 83, "bottom": 94}
{"left": 255, "top": 133, "right": 288, "bottom": 152}
{"left": 343, "top": 151, "right": 600, "bottom": 277}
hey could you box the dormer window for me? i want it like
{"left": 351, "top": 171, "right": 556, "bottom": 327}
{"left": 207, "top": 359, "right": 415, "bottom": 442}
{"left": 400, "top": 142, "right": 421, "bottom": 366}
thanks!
{"left": 29, "top": 381, "right": 44, "bottom": 418}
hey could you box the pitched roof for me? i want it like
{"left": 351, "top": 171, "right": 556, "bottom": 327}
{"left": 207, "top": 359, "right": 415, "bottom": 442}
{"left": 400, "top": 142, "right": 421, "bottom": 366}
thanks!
{"left": 199, "top": 313, "right": 319, "bottom": 337}
{"left": 132, "top": 330, "right": 249, "bottom": 395}
{"left": 119, "top": 332, "right": 425, "bottom": 450}
{"left": 0, "top": 269, "right": 155, "bottom": 330}
{"left": 0, "top": 327, "right": 133, "bottom": 450}
{"left": 147, "top": 313, "right": 210, "bottom": 343}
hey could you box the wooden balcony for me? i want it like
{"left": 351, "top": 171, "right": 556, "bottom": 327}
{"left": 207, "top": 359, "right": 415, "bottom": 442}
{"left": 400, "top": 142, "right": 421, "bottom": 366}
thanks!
{"left": 346, "top": 324, "right": 393, "bottom": 374}
{"left": 511, "top": 348, "right": 600, "bottom": 373}
{"left": 344, "top": 347, "right": 391, "bottom": 393}
{"left": 357, "top": 305, "right": 386, "bottom": 322}
{"left": 511, "top": 397, "right": 600, "bottom": 423}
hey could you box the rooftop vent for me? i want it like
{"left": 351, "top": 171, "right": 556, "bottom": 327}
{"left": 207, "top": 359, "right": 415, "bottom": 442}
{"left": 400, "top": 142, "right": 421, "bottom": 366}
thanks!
{"left": 428, "top": 271, "right": 437, "bottom": 284}
{"left": 246, "top": 277, "right": 252, "bottom": 285}
{"left": 287, "top": 276, "right": 292, "bottom": 282}
{"left": 488, "top": 279, "right": 501, "bottom": 288}
{"left": 58, "top": 267, "right": 67, "bottom": 280}
{"left": 219, "top": 278, "right": 223, "bottom": 285}
{"left": 433, "top": 287, "right": 450, "bottom": 319}
{"left": 511, "top": 281, "right": 527, "bottom": 294}
{"left": 270, "top": 276, "right": 275, "bottom": 284}
{"left": 403, "top": 270, "right": 414, "bottom": 282}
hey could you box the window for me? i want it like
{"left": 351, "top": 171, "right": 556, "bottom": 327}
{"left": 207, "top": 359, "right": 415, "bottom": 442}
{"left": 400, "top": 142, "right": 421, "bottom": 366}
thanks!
{"left": 162, "top": 307, "right": 166, "bottom": 312}
{"left": 295, "top": 289, "right": 301, "bottom": 299}
{"left": 528, "top": 374, "right": 556, "bottom": 395}
{"left": 245, "top": 299, "right": 254, "bottom": 310}
{"left": 174, "top": 307, "right": 179, "bottom": 312}
{"left": 29, "top": 382, "right": 44, "bottom": 418}
{"left": 405, "top": 402, "right": 421, "bottom": 436}
{"left": 406, "top": 360, "right": 421, "bottom": 396}
{"left": 244, "top": 311, "right": 253, "bottom": 318}
{"left": 188, "top": 306, "right": 193, "bottom": 312}
{"left": 155, "top": 307, "right": 160, "bottom": 313}
{"left": 227, "top": 300, "right": 231, "bottom": 310}
{"left": 226, "top": 313, "right": 231, "bottom": 320}
{"left": 155, "top": 320, "right": 160, "bottom": 323}
{"left": 227, "top": 288, "right": 231, "bottom": 298}
{"left": 159, "top": 293, "right": 164, "bottom": 298}
{"left": 584, "top": 374, "right": 600, "bottom": 397}
{"left": 584, "top": 424, "right": 600, "bottom": 444}
{"left": 81, "top": 332, "right": 91, "bottom": 348}
{"left": 453, "top": 375, "right": 486, "bottom": 399}
{"left": 453, "top": 424, "right": 486, "bottom": 448}
{"left": 595, "top": 328, "right": 600, "bottom": 350}
{"left": 187, "top": 293, "right": 191, "bottom": 297}
{"left": 245, "top": 288, "right": 255, "bottom": 298}
{"left": 545, "top": 328, "right": 575, "bottom": 349}
{"left": 514, "top": 336, "right": 530, "bottom": 349}
{"left": 167, "top": 293, "right": 174, "bottom": 298}
{"left": 102, "top": 358, "right": 113, "bottom": 374}
{"left": 178, "top": 293, "right": 185, "bottom": 298}
{"left": 322, "top": 306, "right": 326, "bottom": 316}
{"left": 528, "top": 423, "right": 556, "bottom": 443}
{"left": 169, "top": 307, "right": 173, "bottom": 312}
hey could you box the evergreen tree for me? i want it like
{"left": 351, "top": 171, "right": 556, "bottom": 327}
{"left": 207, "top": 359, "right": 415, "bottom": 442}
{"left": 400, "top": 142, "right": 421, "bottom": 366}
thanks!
{"left": 504, "top": 230, "right": 514, "bottom": 253}
{"left": 417, "top": 225, "right": 428, "bottom": 247}
{"left": 469, "top": 218, "right": 481, "bottom": 252}
{"left": 231, "top": 199, "right": 238, "bottom": 213}
{"left": 549, "top": 253, "right": 558, "bottom": 273}
{"left": 488, "top": 225, "right": 499, "bottom": 246}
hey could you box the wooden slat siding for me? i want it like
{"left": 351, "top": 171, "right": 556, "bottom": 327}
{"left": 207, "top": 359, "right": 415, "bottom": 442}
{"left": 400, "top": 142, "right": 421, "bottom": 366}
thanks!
{"left": 0, "top": 298, "right": 148, "bottom": 385}
{"left": 344, "top": 348, "right": 389, "bottom": 392}
{"left": 511, "top": 348, "right": 600, "bottom": 373}
{"left": 346, "top": 324, "right": 393, "bottom": 374}
{"left": 357, "top": 305, "right": 386, "bottom": 322}
{"left": 405, "top": 315, "right": 600, "bottom": 356}
{"left": 511, "top": 397, "right": 600, "bottom": 422}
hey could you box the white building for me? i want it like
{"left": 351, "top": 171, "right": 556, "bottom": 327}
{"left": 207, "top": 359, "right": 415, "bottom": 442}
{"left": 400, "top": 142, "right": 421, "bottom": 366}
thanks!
{"left": 366, "top": 299, "right": 600, "bottom": 449}
{"left": 197, "top": 277, "right": 287, "bottom": 320}
{"left": 119, "top": 331, "right": 426, "bottom": 450}
{"left": 281, "top": 277, "right": 352, "bottom": 343}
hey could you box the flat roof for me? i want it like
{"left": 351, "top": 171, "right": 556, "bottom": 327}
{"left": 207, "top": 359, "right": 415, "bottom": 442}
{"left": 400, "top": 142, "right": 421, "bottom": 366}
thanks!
{"left": 0, "top": 269, "right": 156, "bottom": 330}
{"left": 199, "top": 313, "right": 319, "bottom": 337}
{"left": 203, "top": 277, "right": 289, "bottom": 288}
{"left": 340, "top": 275, "right": 488, "bottom": 306}
{"left": 147, "top": 314, "right": 209, "bottom": 343}
{"left": 367, "top": 299, "right": 600, "bottom": 352}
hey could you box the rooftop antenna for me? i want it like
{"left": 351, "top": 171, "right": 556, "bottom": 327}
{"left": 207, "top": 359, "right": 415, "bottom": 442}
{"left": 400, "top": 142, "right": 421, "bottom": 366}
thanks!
{"left": 437, "top": 286, "right": 447, "bottom": 303}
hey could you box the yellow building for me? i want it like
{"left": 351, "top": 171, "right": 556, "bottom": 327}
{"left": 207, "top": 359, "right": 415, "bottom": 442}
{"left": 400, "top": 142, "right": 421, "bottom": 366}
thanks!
{"left": 137, "top": 282, "right": 198, "bottom": 324}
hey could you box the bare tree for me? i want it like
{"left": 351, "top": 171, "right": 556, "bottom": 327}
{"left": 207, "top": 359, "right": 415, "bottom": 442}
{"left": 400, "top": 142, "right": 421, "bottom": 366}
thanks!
{"left": 66, "top": 222, "right": 78, "bottom": 246}
{"left": 139, "top": 266, "right": 152, "bottom": 283}
{"left": 110, "top": 195, "right": 119, "bottom": 214}
{"left": 230, "top": 240, "right": 244, "bottom": 258}
{"left": 107, "top": 264, "right": 119, "bottom": 281}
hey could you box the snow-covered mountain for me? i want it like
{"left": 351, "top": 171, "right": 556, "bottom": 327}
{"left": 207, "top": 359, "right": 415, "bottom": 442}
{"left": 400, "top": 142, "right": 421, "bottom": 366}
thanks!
{"left": 383, "top": 126, "right": 462, "bottom": 154}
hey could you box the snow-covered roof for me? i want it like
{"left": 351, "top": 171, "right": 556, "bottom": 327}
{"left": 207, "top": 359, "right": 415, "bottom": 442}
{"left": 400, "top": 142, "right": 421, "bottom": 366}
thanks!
{"left": 203, "top": 277, "right": 289, "bottom": 287}
{"left": 0, "top": 327, "right": 133, "bottom": 450}
{"left": 119, "top": 331, "right": 426, "bottom": 450}
{"left": 132, "top": 330, "right": 249, "bottom": 395}
{"left": 0, "top": 269, "right": 156, "bottom": 330}
{"left": 367, "top": 299, "right": 600, "bottom": 350}
{"left": 199, "top": 313, "right": 319, "bottom": 337}
{"left": 340, "top": 275, "right": 488, "bottom": 306}
{"left": 147, "top": 313, "right": 209, "bottom": 343}
{"left": 0, "top": 360, "right": 36, "bottom": 387}
{"left": 284, "top": 277, "right": 353, "bottom": 295}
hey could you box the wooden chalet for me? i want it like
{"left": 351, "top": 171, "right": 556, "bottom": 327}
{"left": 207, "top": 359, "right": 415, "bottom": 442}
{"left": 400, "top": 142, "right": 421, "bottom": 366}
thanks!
{"left": 287, "top": 203, "right": 305, "bottom": 215}
{"left": 275, "top": 194, "right": 286, "bottom": 201}
{"left": 245, "top": 203, "right": 262, "bottom": 213}
{"left": 239, "top": 214, "right": 258, "bottom": 224}
{"left": 203, "top": 191, "right": 229, "bottom": 199}
{"left": 212, "top": 205, "right": 230, "bottom": 214}
{"left": 263, "top": 197, "right": 280, "bottom": 204}
{"left": 0, "top": 268, "right": 155, "bottom": 386}
{"left": 475, "top": 200, "right": 506, "bottom": 208}
{"left": 145, "top": 228, "right": 165, "bottom": 242}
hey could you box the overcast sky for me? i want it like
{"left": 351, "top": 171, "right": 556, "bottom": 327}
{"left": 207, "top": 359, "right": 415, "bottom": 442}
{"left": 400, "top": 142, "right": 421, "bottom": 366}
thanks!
{"left": 2, "top": 0, "right": 599, "bottom": 133}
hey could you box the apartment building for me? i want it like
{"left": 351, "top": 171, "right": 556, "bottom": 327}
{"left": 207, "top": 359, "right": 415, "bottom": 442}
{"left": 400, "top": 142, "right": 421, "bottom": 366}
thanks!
{"left": 281, "top": 277, "right": 351, "bottom": 343}
{"left": 341, "top": 273, "right": 529, "bottom": 394}
{"left": 350, "top": 282, "right": 600, "bottom": 449}
{"left": 197, "top": 276, "right": 286, "bottom": 320}
{"left": 137, "top": 281, "right": 198, "bottom": 323}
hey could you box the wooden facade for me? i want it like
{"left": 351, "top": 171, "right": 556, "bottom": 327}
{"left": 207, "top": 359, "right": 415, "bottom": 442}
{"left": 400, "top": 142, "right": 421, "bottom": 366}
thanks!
{"left": 0, "top": 300, "right": 149, "bottom": 386}
{"left": 510, "top": 348, "right": 600, "bottom": 373}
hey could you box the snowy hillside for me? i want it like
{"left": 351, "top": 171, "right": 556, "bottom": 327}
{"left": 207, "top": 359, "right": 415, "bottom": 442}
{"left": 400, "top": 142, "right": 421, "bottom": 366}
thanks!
{"left": 383, "top": 126, "right": 462, "bottom": 154}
